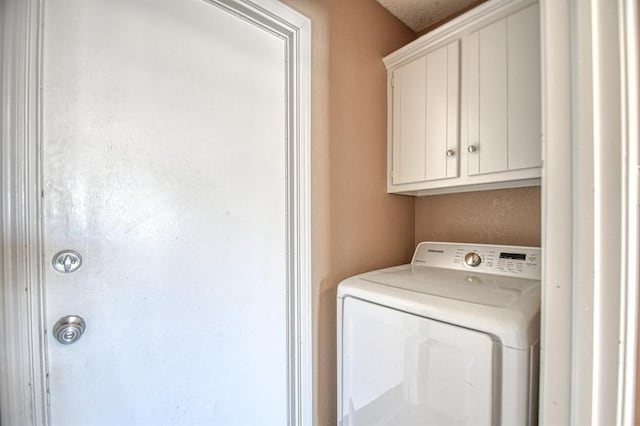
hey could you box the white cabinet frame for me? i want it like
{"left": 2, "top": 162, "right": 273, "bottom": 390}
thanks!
{"left": 0, "top": 0, "right": 312, "bottom": 425}
{"left": 384, "top": 0, "right": 542, "bottom": 196}
{"left": 540, "top": 0, "right": 639, "bottom": 424}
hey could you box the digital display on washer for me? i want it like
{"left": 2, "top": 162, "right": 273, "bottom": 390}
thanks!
{"left": 499, "top": 252, "right": 526, "bottom": 260}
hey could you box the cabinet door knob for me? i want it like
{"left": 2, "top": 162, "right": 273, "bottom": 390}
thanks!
{"left": 467, "top": 144, "right": 478, "bottom": 153}
{"left": 446, "top": 149, "right": 456, "bottom": 157}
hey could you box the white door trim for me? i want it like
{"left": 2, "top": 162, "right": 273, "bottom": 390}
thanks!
{"left": 540, "top": 0, "right": 638, "bottom": 424}
{"left": 619, "top": 3, "right": 639, "bottom": 423}
{"left": 0, "top": 1, "right": 48, "bottom": 424}
{"left": 0, "top": 0, "right": 312, "bottom": 424}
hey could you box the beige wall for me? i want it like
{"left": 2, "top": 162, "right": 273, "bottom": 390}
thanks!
{"left": 278, "top": 0, "right": 416, "bottom": 424}
{"left": 278, "top": 1, "right": 542, "bottom": 424}
{"left": 415, "top": 187, "right": 541, "bottom": 247}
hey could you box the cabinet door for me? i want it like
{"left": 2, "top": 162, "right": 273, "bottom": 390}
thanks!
{"left": 392, "top": 41, "right": 460, "bottom": 185}
{"left": 426, "top": 42, "right": 460, "bottom": 181}
{"left": 467, "top": 3, "right": 541, "bottom": 176}
{"left": 507, "top": 4, "right": 541, "bottom": 170}
{"left": 392, "top": 57, "right": 427, "bottom": 185}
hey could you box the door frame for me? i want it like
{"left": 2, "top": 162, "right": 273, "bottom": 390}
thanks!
{"left": 540, "top": 0, "right": 638, "bottom": 424}
{"left": 0, "top": 0, "right": 312, "bottom": 424}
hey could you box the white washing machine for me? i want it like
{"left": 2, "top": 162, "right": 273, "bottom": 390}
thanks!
{"left": 337, "top": 242, "right": 541, "bottom": 426}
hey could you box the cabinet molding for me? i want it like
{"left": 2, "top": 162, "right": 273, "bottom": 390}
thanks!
{"left": 383, "top": 0, "right": 537, "bottom": 70}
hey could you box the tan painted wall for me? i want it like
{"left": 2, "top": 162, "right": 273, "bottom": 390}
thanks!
{"left": 278, "top": 0, "right": 416, "bottom": 424}
{"left": 415, "top": 187, "right": 541, "bottom": 247}
{"left": 277, "top": 1, "right": 542, "bottom": 424}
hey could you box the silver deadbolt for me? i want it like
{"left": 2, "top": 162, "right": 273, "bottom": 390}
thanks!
{"left": 52, "top": 250, "right": 82, "bottom": 273}
{"left": 53, "top": 315, "right": 86, "bottom": 345}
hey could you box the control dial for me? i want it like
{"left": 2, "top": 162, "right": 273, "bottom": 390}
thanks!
{"left": 464, "top": 252, "right": 482, "bottom": 267}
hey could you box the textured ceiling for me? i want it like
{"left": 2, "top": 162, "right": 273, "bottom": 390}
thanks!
{"left": 376, "top": 0, "right": 481, "bottom": 33}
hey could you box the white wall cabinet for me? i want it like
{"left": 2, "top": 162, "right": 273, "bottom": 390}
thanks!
{"left": 392, "top": 41, "right": 460, "bottom": 185}
{"left": 385, "top": 0, "right": 541, "bottom": 196}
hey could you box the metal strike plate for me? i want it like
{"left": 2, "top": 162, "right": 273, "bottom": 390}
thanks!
{"left": 52, "top": 250, "right": 82, "bottom": 273}
{"left": 53, "top": 315, "right": 86, "bottom": 345}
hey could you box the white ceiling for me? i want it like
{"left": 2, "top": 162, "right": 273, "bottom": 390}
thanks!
{"left": 376, "top": 0, "right": 480, "bottom": 33}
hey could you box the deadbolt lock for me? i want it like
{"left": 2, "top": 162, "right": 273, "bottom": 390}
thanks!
{"left": 52, "top": 250, "right": 83, "bottom": 273}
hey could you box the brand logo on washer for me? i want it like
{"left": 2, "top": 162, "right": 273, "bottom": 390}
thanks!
{"left": 427, "top": 249, "right": 444, "bottom": 254}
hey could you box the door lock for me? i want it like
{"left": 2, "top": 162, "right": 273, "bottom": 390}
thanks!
{"left": 53, "top": 315, "right": 86, "bottom": 345}
{"left": 52, "top": 250, "right": 82, "bottom": 273}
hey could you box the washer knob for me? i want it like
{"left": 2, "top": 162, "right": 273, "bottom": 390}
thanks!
{"left": 464, "top": 252, "right": 482, "bottom": 267}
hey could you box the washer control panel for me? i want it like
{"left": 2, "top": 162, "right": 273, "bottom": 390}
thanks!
{"left": 412, "top": 242, "right": 541, "bottom": 280}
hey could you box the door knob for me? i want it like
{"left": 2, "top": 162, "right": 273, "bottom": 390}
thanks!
{"left": 468, "top": 144, "right": 478, "bottom": 153}
{"left": 446, "top": 149, "right": 456, "bottom": 157}
{"left": 53, "top": 315, "right": 86, "bottom": 345}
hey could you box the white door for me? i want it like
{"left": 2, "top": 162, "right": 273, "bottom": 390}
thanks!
{"left": 391, "top": 40, "right": 460, "bottom": 185}
{"left": 424, "top": 41, "right": 460, "bottom": 182}
{"left": 340, "top": 297, "right": 495, "bottom": 426}
{"left": 466, "top": 3, "right": 541, "bottom": 176}
{"left": 391, "top": 56, "right": 427, "bottom": 185}
{"left": 42, "top": 0, "right": 289, "bottom": 424}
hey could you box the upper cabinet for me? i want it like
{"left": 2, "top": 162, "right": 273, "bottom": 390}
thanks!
{"left": 384, "top": 0, "right": 541, "bottom": 196}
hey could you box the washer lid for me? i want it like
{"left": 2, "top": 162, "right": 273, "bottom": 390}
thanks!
{"left": 362, "top": 265, "right": 538, "bottom": 308}
{"left": 337, "top": 264, "right": 540, "bottom": 350}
